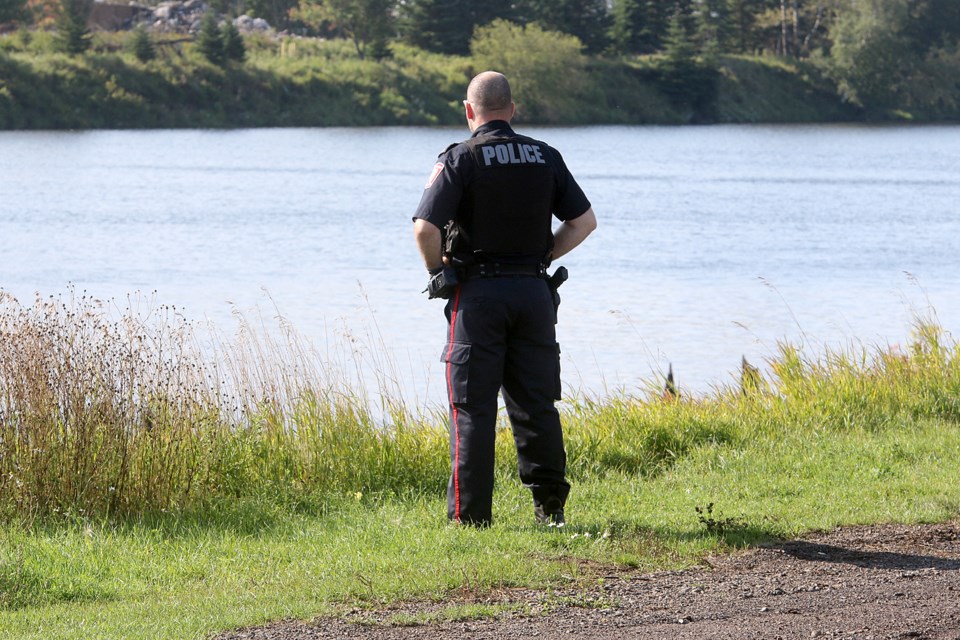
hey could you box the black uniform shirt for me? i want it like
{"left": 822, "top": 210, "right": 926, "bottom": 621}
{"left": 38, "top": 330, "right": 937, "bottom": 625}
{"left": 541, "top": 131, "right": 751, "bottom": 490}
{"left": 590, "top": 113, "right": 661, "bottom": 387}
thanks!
{"left": 413, "top": 121, "right": 591, "bottom": 263}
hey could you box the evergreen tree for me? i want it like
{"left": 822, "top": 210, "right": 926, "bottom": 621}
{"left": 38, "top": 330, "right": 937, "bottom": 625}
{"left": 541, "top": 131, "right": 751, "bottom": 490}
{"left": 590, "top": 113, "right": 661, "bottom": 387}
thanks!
{"left": 130, "top": 24, "right": 156, "bottom": 63}
{"left": 518, "top": 0, "right": 611, "bottom": 53}
{"left": 401, "top": 0, "right": 469, "bottom": 54}
{"left": 54, "top": 0, "right": 92, "bottom": 55}
{"left": 197, "top": 12, "right": 225, "bottom": 65}
{"left": 639, "top": 0, "right": 673, "bottom": 52}
{"left": 696, "top": 0, "right": 733, "bottom": 54}
{"left": 221, "top": 19, "right": 246, "bottom": 62}
{"left": 610, "top": 0, "right": 647, "bottom": 54}
{"left": 658, "top": 8, "right": 718, "bottom": 116}
{"left": 898, "top": 0, "right": 960, "bottom": 56}
{"left": 400, "top": 0, "right": 515, "bottom": 55}
{"left": 0, "top": 0, "right": 27, "bottom": 24}
{"left": 662, "top": 9, "right": 697, "bottom": 75}
{"left": 724, "top": 0, "right": 770, "bottom": 54}
{"left": 670, "top": 0, "right": 698, "bottom": 37}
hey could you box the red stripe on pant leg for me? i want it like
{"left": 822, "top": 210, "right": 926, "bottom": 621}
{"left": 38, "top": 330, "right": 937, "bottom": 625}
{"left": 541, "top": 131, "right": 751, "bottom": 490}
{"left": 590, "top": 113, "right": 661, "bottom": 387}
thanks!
{"left": 445, "top": 286, "right": 463, "bottom": 521}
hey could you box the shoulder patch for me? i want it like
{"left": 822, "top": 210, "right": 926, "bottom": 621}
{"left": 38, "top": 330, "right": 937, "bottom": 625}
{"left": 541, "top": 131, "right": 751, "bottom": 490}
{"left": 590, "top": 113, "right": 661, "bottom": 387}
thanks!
{"left": 425, "top": 162, "right": 444, "bottom": 188}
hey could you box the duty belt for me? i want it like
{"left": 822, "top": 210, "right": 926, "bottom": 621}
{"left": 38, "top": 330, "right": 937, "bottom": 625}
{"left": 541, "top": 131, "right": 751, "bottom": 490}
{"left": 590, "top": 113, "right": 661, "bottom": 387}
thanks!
{"left": 460, "top": 263, "right": 546, "bottom": 279}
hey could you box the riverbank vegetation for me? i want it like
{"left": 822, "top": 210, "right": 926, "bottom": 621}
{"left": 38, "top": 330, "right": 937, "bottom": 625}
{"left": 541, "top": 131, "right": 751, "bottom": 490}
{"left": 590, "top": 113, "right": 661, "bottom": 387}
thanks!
{"left": 1, "top": 288, "right": 959, "bottom": 637}
{"left": 1, "top": 0, "right": 959, "bottom": 128}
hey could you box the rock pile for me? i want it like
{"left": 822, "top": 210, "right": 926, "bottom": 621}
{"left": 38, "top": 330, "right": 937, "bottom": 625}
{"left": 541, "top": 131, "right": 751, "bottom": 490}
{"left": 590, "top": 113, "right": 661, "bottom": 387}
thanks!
{"left": 89, "top": 0, "right": 273, "bottom": 33}
{"left": 231, "top": 14, "right": 271, "bottom": 33}
{"left": 151, "top": 2, "right": 272, "bottom": 33}
{"left": 149, "top": 0, "right": 209, "bottom": 32}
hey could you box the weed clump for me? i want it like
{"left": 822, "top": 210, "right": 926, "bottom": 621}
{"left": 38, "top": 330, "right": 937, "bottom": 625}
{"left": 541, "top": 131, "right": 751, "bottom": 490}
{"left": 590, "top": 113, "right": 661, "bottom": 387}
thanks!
{"left": 695, "top": 502, "right": 742, "bottom": 535}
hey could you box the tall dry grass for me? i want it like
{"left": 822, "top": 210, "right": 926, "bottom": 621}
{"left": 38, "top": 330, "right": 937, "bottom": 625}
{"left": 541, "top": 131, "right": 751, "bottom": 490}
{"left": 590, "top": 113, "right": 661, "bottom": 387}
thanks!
{"left": 0, "top": 290, "right": 219, "bottom": 516}
{"left": 0, "top": 290, "right": 446, "bottom": 520}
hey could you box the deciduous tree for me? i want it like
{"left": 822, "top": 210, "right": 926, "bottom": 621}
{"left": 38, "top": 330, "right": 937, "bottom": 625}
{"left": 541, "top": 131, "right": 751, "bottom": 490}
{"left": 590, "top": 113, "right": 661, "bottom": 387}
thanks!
{"left": 296, "top": 0, "right": 394, "bottom": 59}
{"left": 517, "top": 0, "right": 611, "bottom": 53}
{"left": 242, "top": 0, "right": 298, "bottom": 30}
{"left": 827, "top": 0, "right": 960, "bottom": 115}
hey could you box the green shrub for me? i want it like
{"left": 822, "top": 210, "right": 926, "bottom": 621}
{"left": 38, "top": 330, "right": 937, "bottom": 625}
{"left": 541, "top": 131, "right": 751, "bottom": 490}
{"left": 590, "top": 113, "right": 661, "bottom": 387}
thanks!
{"left": 471, "top": 19, "right": 589, "bottom": 124}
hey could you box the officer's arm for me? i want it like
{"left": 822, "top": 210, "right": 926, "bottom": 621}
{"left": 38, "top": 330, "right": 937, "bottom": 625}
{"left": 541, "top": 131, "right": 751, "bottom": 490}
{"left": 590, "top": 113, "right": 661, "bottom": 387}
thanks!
{"left": 551, "top": 207, "right": 597, "bottom": 260}
{"left": 413, "top": 218, "right": 444, "bottom": 271}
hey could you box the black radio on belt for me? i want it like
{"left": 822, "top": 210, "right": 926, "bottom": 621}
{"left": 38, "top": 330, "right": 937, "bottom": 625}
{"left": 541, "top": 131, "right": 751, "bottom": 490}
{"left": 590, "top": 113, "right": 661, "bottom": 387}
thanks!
{"left": 425, "top": 266, "right": 460, "bottom": 299}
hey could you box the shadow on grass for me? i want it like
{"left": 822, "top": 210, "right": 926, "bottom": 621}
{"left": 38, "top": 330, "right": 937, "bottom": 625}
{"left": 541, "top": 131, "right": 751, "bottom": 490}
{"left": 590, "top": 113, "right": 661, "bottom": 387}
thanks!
{"left": 554, "top": 518, "right": 782, "bottom": 570}
{"left": 651, "top": 523, "right": 780, "bottom": 550}
{"left": 0, "top": 562, "right": 117, "bottom": 612}
{"left": 20, "top": 494, "right": 344, "bottom": 541}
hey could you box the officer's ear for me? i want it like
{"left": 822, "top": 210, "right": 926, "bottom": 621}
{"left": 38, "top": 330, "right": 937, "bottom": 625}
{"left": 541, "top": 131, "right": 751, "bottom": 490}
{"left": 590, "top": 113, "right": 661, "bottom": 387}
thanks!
{"left": 463, "top": 100, "right": 476, "bottom": 122}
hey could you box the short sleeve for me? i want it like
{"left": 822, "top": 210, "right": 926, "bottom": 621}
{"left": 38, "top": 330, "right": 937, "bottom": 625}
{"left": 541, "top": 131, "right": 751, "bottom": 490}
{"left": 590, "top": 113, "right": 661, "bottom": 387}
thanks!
{"left": 413, "top": 145, "right": 468, "bottom": 229}
{"left": 550, "top": 149, "right": 591, "bottom": 222}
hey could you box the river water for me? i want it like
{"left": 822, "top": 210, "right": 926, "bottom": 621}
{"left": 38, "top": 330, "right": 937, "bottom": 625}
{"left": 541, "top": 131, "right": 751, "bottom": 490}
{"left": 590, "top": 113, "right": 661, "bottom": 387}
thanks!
{"left": 1, "top": 125, "right": 959, "bottom": 409}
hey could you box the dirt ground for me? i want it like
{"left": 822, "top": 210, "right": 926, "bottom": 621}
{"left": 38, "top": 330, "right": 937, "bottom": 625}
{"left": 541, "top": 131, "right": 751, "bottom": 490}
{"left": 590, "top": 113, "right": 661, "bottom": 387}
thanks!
{"left": 218, "top": 520, "right": 960, "bottom": 640}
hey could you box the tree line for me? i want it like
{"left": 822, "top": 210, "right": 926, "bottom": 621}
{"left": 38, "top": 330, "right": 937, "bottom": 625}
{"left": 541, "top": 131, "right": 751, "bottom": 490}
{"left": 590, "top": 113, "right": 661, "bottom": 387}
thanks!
{"left": 272, "top": 0, "right": 957, "bottom": 116}
{"left": 4, "top": 0, "right": 958, "bottom": 59}
{"left": 2, "top": 0, "right": 959, "bottom": 118}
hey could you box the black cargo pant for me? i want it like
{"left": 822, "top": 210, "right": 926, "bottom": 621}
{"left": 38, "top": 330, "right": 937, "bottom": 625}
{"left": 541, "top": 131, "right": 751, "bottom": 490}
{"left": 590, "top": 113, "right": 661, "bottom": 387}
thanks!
{"left": 441, "top": 275, "right": 570, "bottom": 525}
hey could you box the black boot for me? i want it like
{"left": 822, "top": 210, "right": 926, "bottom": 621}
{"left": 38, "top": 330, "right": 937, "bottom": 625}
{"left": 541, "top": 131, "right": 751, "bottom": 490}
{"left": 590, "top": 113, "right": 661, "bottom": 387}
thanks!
{"left": 534, "top": 496, "right": 565, "bottom": 527}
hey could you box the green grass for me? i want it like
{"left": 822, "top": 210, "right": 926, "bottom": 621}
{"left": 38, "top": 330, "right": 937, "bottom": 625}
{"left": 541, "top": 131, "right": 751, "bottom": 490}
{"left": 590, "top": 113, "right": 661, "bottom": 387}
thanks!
{"left": 1, "top": 419, "right": 958, "bottom": 639}
{"left": 1, "top": 291, "right": 959, "bottom": 638}
{"left": 0, "top": 35, "right": 471, "bottom": 129}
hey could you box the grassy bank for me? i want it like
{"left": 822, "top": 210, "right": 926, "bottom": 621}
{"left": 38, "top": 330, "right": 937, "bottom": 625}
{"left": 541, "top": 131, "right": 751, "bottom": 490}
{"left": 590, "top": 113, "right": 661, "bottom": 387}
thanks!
{"left": 0, "top": 35, "right": 470, "bottom": 128}
{"left": 1, "top": 290, "right": 959, "bottom": 638}
{"left": 0, "top": 28, "right": 865, "bottom": 129}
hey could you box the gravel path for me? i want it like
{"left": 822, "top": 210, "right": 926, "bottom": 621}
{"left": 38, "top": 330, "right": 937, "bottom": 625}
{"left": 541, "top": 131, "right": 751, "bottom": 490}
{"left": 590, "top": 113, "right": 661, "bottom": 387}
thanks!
{"left": 217, "top": 520, "right": 960, "bottom": 640}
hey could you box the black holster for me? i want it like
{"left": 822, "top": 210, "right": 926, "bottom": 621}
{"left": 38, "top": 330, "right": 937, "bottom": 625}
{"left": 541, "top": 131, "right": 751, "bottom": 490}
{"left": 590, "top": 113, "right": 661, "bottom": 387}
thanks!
{"left": 546, "top": 266, "right": 568, "bottom": 318}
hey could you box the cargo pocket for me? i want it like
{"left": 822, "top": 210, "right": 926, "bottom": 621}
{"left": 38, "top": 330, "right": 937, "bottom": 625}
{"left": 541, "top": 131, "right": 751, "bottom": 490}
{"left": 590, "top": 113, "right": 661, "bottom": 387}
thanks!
{"left": 440, "top": 341, "right": 471, "bottom": 404}
{"left": 553, "top": 342, "right": 563, "bottom": 400}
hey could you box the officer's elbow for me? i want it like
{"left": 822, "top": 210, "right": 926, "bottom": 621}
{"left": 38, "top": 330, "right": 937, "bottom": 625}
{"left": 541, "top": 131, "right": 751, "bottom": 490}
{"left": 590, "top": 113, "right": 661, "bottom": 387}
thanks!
{"left": 413, "top": 218, "right": 442, "bottom": 243}
{"left": 576, "top": 208, "right": 597, "bottom": 236}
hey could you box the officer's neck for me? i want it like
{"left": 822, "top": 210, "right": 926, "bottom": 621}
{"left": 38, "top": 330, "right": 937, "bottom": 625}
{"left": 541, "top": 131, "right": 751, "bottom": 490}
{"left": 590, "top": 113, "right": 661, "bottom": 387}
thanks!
{"left": 468, "top": 107, "right": 514, "bottom": 132}
{"left": 470, "top": 119, "right": 512, "bottom": 135}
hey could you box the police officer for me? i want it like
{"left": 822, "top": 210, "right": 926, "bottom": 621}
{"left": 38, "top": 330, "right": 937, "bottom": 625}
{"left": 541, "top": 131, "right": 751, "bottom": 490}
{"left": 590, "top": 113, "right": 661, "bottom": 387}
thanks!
{"left": 413, "top": 71, "right": 597, "bottom": 527}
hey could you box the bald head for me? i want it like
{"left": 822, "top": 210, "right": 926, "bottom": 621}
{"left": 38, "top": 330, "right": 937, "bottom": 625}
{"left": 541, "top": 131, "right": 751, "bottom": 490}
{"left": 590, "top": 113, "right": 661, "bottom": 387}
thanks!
{"left": 465, "top": 71, "right": 514, "bottom": 128}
